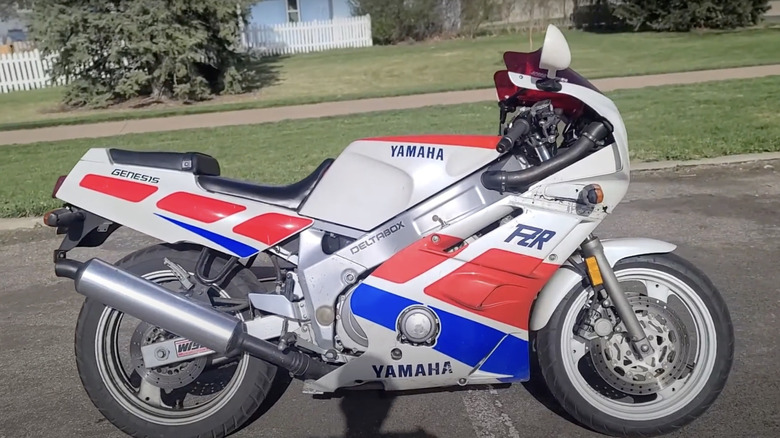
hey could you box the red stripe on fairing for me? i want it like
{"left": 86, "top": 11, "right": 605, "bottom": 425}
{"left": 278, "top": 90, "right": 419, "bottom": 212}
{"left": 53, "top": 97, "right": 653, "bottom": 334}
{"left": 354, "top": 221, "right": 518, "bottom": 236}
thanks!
{"left": 424, "top": 249, "right": 560, "bottom": 330}
{"left": 157, "top": 192, "right": 246, "bottom": 223}
{"left": 79, "top": 174, "right": 158, "bottom": 202}
{"left": 371, "top": 234, "right": 466, "bottom": 284}
{"left": 233, "top": 213, "right": 313, "bottom": 246}
{"left": 361, "top": 135, "right": 500, "bottom": 149}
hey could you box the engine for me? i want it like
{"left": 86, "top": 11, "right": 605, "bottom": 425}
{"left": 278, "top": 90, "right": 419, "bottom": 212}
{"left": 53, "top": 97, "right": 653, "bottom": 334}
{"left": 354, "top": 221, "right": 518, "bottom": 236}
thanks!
{"left": 334, "top": 285, "right": 441, "bottom": 353}
{"left": 335, "top": 286, "right": 368, "bottom": 352}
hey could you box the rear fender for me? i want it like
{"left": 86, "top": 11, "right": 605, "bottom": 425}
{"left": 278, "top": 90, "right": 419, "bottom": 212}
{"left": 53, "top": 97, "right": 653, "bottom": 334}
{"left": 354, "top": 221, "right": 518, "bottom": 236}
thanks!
{"left": 529, "top": 238, "right": 677, "bottom": 331}
{"left": 55, "top": 148, "right": 313, "bottom": 258}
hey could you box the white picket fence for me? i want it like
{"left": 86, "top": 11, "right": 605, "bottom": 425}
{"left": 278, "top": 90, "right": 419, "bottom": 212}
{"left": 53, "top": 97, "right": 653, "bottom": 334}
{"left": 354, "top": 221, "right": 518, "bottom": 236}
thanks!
{"left": 0, "top": 49, "right": 63, "bottom": 93}
{"left": 0, "top": 15, "right": 373, "bottom": 94}
{"left": 243, "top": 15, "right": 373, "bottom": 55}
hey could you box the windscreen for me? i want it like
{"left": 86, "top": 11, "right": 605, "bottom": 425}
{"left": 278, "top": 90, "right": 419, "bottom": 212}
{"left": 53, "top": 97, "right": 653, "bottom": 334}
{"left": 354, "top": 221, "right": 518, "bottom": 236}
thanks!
{"left": 494, "top": 48, "right": 602, "bottom": 118}
{"left": 503, "top": 49, "right": 600, "bottom": 92}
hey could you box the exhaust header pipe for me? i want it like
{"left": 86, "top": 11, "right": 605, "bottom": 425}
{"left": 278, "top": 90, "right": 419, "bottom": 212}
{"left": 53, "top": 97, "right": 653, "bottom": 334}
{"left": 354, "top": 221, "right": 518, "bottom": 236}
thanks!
{"left": 57, "top": 258, "right": 334, "bottom": 379}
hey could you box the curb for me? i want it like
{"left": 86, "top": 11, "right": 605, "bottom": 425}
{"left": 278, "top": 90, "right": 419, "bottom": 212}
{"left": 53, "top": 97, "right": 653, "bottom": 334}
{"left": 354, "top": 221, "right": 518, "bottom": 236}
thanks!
{"left": 1, "top": 152, "right": 777, "bottom": 232}
{"left": 630, "top": 151, "right": 780, "bottom": 171}
{"left": 0, "top": 217, "right": 45, "bottom": 231}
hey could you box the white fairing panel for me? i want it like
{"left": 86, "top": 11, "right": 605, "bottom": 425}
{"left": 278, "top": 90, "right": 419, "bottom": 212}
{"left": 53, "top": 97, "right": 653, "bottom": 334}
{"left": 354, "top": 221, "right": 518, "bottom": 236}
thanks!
{"left": 299, "top": 135, "right": 500, "bottom": 231}
{"left": 55, "top": 149, "right": 315, "bottom": 258}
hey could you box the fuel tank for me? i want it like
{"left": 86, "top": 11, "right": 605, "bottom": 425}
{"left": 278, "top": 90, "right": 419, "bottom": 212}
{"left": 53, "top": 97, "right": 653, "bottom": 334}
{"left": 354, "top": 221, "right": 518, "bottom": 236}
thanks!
{"left": 299, "top": 135, "right": 500, "bottom": 231}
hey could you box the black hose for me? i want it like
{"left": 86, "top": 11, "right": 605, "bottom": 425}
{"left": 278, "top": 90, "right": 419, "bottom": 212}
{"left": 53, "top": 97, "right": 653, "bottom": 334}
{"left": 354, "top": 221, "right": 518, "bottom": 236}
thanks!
{"left": 482, "top": 120, "right": 612, "bottom": 193}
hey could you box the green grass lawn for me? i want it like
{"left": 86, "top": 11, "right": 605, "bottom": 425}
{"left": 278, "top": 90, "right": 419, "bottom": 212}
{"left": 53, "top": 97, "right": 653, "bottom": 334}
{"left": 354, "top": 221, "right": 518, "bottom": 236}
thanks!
{"left": 0, "top": 27, "right": 778, "bottom": 131}
{"left": 1, "top": 75, "right": 779, "bottom": 218}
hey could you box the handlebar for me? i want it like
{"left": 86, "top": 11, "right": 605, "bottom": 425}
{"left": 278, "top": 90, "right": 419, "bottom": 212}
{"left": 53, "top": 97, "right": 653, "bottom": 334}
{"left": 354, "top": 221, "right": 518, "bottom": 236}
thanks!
{"left": 482, "top": 120, "right": 613, "bottom": 193}
{"left": 495, "top": 119, "right": 531, "bottom": 154}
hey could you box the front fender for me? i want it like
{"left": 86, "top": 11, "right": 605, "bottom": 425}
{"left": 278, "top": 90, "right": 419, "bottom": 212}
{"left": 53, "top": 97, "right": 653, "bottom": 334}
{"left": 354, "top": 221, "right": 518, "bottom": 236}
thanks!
{"left": 529, "top": 238, "right": 677, "bottom": 331}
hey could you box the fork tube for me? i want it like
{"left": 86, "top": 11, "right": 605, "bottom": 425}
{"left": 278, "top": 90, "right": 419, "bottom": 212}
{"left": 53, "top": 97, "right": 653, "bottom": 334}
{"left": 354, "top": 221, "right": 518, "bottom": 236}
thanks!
{"left": 580, "top": 235, "right": 656, "bottom": 359}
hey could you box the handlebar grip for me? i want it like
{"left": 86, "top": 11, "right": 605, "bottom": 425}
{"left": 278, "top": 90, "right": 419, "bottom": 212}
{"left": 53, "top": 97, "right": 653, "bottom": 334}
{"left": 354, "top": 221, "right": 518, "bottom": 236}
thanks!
{"left": 496, "top": 119, "right": 530, "bottom": 153}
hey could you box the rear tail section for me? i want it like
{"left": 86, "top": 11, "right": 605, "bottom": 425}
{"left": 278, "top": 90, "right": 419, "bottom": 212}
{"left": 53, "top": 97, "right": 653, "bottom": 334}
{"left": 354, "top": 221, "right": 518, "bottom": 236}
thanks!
{"left": 55, "top": 148, "right": 313, "bottom": 257}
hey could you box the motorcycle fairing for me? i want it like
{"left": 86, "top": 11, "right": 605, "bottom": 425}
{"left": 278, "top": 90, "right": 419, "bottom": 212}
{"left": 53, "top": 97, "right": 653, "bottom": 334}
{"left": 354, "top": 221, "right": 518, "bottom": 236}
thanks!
{"left": 307, "top": 202, "right": 601, "bottom": 392}
{"left": 55, "top": 148, "right": 316, "bottom": 258}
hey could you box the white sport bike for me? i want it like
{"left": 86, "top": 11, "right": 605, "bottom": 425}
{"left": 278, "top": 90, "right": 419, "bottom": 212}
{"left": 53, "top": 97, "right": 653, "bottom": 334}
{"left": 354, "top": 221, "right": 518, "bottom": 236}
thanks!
{"left": 46, "top": 25, "right": 733, "bottom": 437}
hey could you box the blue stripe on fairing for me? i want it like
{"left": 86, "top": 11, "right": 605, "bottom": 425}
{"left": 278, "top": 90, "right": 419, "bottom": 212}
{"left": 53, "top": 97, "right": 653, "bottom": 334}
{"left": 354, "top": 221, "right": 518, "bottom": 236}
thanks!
{"left": 350, "top": 283, "right": 529, "bottom": 381}
{"left": 479, "top": 333, "right": 529, "bottom": 380}
{"left": 155, "top": 214, "right": 258, "bottom": 258}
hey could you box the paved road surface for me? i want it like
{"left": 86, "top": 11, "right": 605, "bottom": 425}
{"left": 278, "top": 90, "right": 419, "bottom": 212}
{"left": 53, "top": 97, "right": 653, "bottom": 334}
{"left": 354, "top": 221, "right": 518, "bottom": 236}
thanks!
{"left": 2, "top": 64, "right": 780, "bottom": 146}
{"left": 1, "top": 161, "right": 779, "bottom": 438}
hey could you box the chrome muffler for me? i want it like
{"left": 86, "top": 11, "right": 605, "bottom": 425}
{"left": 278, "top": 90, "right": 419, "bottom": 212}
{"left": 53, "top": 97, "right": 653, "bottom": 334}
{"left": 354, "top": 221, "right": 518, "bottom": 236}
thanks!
{"left": 55, "top": 258, "right": 334, "bottom": 379}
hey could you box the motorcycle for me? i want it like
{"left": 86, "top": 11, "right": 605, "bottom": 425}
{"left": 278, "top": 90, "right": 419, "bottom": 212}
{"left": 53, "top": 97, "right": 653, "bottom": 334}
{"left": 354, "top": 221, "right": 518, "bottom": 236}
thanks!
{"left": 46, "top": 25, "right": 733, "bottom": 437}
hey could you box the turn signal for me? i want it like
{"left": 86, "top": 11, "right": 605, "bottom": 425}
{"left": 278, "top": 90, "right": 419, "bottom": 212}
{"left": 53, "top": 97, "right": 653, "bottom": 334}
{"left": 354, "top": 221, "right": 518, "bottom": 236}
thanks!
{"left": 43, "top": 209, "right": 59, "bottom": 227}
{"left": 583, "top": 184, "right": 604, "bottom": 205}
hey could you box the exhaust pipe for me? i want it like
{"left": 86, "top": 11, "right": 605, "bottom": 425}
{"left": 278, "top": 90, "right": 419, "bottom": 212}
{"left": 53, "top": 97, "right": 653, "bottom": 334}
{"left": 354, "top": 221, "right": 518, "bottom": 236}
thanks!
{"left": 56, "top": 258, "right": 334, "bottom": 379}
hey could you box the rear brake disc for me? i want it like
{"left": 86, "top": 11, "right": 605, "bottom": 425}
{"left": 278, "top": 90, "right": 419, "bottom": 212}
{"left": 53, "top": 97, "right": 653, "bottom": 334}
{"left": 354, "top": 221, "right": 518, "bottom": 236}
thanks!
{"left": 129, "top": 322, "right": 207, "bottom": 391}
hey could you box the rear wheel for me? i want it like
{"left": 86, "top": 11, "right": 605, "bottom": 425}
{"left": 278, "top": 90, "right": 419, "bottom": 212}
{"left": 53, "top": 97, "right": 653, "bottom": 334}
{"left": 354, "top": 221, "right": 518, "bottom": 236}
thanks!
{"left": 535, "top": 253, "right": 734, "bottom": 437}
{"left": 74, "top": 244, "right": 287, "bottom": 438}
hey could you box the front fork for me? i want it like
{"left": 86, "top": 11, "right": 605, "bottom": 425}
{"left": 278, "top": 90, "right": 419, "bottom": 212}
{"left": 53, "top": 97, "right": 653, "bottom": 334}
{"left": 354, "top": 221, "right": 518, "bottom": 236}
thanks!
{"left": 580, "top": 235, "right": 655, "bottom": 359}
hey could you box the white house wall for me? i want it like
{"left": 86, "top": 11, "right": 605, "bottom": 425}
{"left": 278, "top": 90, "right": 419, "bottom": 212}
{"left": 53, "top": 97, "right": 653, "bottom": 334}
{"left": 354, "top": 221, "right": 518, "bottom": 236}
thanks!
{"left": 249, "top": 0, "right": 353, "bottom": 27}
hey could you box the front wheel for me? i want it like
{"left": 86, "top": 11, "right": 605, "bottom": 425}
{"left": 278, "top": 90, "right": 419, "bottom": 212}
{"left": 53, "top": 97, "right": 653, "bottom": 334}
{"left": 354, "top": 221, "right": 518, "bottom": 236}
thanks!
{"left": 535, "top": 253, "right": 734, "bottom": 437}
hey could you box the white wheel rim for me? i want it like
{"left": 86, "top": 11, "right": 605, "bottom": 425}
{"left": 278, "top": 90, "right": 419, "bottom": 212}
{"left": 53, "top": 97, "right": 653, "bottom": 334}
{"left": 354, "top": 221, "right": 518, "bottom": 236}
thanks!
{"left": 93, "top": 270, "right": 250, "bottom": 425}
{"left": 560, "top": 266, "right": 718, "bottom": 421}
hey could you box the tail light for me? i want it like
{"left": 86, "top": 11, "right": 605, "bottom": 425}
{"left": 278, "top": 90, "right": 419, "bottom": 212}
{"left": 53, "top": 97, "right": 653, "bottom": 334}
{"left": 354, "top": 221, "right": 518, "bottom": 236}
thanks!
{"left": 52, "top": 175, "right": 67, "bottom": 198}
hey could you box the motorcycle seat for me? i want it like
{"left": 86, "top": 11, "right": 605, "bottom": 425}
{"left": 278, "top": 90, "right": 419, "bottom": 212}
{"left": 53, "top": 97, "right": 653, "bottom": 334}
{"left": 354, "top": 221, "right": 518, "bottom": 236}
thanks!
{"left": 109, "top": 149, "right": 221, "bottom": 176}
{"left": 196, "top": 158, "right": 335, "bottom": 211}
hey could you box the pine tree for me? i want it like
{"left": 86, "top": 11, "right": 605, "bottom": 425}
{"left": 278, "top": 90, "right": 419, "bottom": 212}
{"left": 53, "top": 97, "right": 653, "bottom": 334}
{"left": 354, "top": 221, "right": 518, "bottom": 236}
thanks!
{"left": 30, "top": 0, "right": 255, "bottom": 108}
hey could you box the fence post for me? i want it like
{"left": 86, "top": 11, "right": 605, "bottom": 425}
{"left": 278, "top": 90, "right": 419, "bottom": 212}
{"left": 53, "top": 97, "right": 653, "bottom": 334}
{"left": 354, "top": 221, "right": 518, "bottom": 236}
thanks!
{"left": 0, "top": 54, "right": 9, "bottom": 93}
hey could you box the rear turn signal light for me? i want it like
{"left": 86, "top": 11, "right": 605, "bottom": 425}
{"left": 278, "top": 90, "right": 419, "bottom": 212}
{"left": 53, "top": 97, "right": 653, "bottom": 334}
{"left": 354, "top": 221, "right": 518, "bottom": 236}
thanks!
{"left": 42, "top": 209, "right": 59, "bottom": 227}
{"left": 52, "top": 175, "right": 67, "bottom": 198}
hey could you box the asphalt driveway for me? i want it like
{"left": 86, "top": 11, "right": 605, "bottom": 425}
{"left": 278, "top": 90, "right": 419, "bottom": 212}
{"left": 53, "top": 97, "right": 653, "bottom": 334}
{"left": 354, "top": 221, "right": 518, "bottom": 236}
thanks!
{"left": 1, "top": 160, "right": 778, "bottom": 438}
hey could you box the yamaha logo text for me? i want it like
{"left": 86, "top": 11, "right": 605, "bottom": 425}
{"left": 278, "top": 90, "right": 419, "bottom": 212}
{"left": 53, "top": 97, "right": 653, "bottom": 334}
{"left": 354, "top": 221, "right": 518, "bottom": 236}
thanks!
{"left": 372, "top": 361, "right": 453, "bottom": 378}
{"left": 390, "top": 145, "right": 444, "bottom": 161}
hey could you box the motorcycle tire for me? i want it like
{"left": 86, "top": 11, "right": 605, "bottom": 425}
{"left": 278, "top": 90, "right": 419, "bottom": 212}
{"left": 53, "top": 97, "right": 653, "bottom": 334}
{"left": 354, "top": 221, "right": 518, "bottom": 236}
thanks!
{"left": 534, "top": 253, "right": 734, "bottom": 437}
{"left": 74, "top": 243, "right": 284, "bottom": 438}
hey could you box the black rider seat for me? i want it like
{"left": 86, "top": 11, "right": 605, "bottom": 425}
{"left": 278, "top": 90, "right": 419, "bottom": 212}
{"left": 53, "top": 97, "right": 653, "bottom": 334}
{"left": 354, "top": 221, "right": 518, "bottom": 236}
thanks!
{"left": 109, "top": 149, "right": 221, "bottom": 176}
{"left": 197, "top": 159, "right": 335, "bottom": 211}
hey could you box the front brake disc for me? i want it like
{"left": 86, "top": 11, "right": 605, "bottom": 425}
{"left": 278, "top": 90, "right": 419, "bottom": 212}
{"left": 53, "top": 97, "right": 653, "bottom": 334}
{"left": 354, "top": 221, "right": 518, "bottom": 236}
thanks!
{"left": 589, "top": 295, "right": 690, "bottom": 396}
